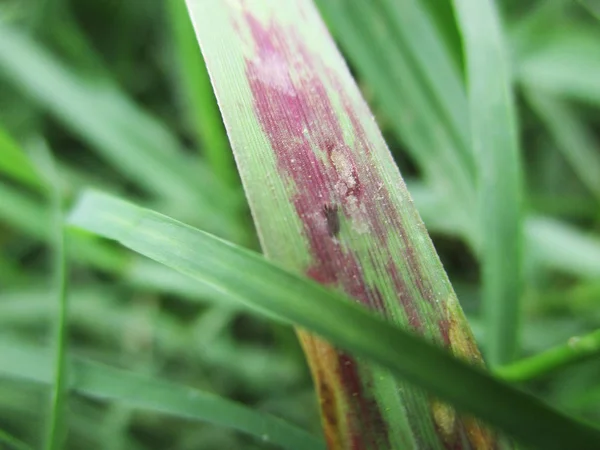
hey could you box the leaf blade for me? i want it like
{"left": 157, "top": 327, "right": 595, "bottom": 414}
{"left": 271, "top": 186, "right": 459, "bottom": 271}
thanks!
{"left": 67, "top": 190, "right": 600, "bottom": 450}
{"left": 0, "top": 341, "right": 324, "bottom": 450}
{"left": 452, "top": 0, "right": 524, "bottom": 365}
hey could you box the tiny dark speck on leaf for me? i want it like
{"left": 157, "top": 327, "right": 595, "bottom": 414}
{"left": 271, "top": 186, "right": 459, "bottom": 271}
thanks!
{"left": 323, "top": 203, "right": 340, "bottom": 237}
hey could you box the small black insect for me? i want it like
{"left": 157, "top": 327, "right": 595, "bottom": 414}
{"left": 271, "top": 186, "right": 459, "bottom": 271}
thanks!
{"left": 323, "top": 203, "right": 340, "bottom": 237}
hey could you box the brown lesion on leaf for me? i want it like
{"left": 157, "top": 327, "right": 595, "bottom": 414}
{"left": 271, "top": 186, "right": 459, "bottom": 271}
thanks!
{"left": 445, "top": 301, "right": 484, "bottom": 366}
{"left": 431, "top": 399, "right": 458, "bottom": 446}
{"left": 297, "top": 332, "right": 345, "bottom": 449}
{"left": 433, "top": 302, "right": 498, "bottom": 449}
{"left": 319, "top": 378, "right": 339, "bottom": 428}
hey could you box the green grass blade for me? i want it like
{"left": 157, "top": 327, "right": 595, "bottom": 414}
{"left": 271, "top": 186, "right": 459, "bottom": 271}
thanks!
{"left": 577, "top": 0, "right": 600, "bottom": 19}
{"left": 0, "top": 256, "right": 24, "bottom": 286}
{"left": 0, "top": 341, "right": 324, "bottom": 450}
{"left": 0, "top": 180, "right": 49, "bottom": 239}
{"left": 370, "top": 0, "right": 471, "bottom": 165}
{"left": 452, "top": 0, "right": 524, "bottom": 365}
{"left": 0, "top": 24, "right": 242, "bottom": 241}
{"left": 166, "top": 0, "right": 237, "bottom": 187}
{"left": 0, "top": 127, "right": 43, "bottom": 190}
{"left": 526, "top": 91, "right": 600, "bottom": 203}
{"left": 0, "top": 429, "right": 32, "bottom": 450}
{"left": 496, "top": 329, "right": 600, "bottom": 382}
{"left": 526, "top": 216, "right": 600, "bottom": 280}
{"left": 0, "top": 179, "right": 130, "bottom": 273}
{"left": 29, "top": 140, "right": 69, "bottom": 450}
{"left": 517, "top": 25, "right": 600, "bottom": 107}
{"left": 410, "top": 182, "right": 600, "bottom": 281}
{"left": 0, "top": 179, "right": 228, "bottom": 305}
{"left": 67, "top": 190, "right": 600, "bottom": 450}
{"left": 418, "top": 0, "right": 464, "bottom": 72}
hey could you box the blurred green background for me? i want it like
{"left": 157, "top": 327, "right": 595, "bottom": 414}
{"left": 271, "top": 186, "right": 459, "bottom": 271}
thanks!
{"left": 0, "top": 0, "right": 599, "bottom": 449}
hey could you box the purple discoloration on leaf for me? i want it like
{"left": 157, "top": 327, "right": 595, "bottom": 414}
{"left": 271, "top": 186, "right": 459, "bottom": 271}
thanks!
{"left": 242, "top": 10, "right": 436, "bottom": 318}
{"left": 337, "top": 352, "right": 390, "bottom": 449}
{"left": 236, "top": 7, "right": 493, "bottom": 450}
{"left": 389, "top": 262, "right": 423, "bottom": 331}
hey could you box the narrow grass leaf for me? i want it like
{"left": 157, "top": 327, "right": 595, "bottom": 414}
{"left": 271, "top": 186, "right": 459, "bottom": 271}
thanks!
{"left": 0, "top": 24, "right": 242, "bottom": 240}
{"left": 0, "top": 180, "right": 49, "bottom": 239}
{"left": 0, "top": 179, "right": 225, "bottom": 305}
{"left": 68, "top": 191, "right": 600, "bottom": 450}
{"left": 452, "top": 0, "right": 524, "bottom": 365}
{"left": 0, "top": 256, "right": 23, "bottom": 286}
{"left": 526, "top": 91, "right": 600, "bottom": 203}
{"left": 29, "top": 141, "right": 69, "bottom": 450}
{"left": 0, "top": 429, "right": 32, "bottom": 450}
{"left": 166, "top": 0, "right": 237, "bottom": 187}
{"left": 369, "top": 0, "right": 471, "bottom": 165}
{"left": 496, "top": 329, "right": 600, "bottom": 382}
{"left": 526, "top": 216, "right": 600, "bottom": 280}
{"left": 0, "top": 342, "right": 324, "bottom": 450}
{"left": 577, "top": 0, "right": 600, "bottom": 20}
{"left": 517, "top": 26, "right": 600, "bottom": 106}
{"left": 185, "top": 0, "right": 489, "bottom": 447}
{"left": 418, "top": 0, "right": 464, "bottom": 72}
{"left": 410, "top": 182, "right": 600, "bottom": 281}
{"left": 0, "top": 127, "right": 43, "bottom": 190}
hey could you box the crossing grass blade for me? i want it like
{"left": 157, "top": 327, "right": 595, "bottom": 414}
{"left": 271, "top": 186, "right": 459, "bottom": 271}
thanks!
{"left": 67, "top": 190, "right": 600, "bottom": 450}
{"left": 0, "top": 341, "right": 324, "bottom": 450}
{"left": 451, "top": 0, "right": 524, "bottom": 366}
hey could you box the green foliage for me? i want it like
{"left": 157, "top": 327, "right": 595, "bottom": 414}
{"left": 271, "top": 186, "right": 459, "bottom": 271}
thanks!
{"left": 452, "top": 0, "right": 524, "bottom": 366}
{"left": 0, "top": 0, "right": 599, "bottom": 449}
{"left": 68, "top": 190, "right": 600, "bottom": 450}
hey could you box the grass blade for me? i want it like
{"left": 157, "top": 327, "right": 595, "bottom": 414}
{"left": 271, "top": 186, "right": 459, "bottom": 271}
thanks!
{"left": 526, "top": 216, "right": 600, "bottom": 280}
{"left": 0, "top": 24, "right": 242, "bottom": 241}
{"left": 409, "top": 182, "right": 600, "bottom": 281}
{"left": 67, "top": 190, "right": 600, "bottom": 450}
{"left": 526, "top": 91, "right": 600, "bottom": 203}
{"left": 496, "top": 329, "right": 600, "bottom": 382}
{"left": 0, "top": 341, "right": 324, "bottom": 450}
{"left": 0, "top": 179, "right": 231, "bottom": 307}
{"left": 166, "top": 0, "right": 237, "bottom": 187}
{"left": 29, "top": 141, "right": 69, "bottom": 450}
{"left": 371, "top": 0, "right": 472, "bottom": 166}
{"left": 452, "top": 0, "right": 524, "bottom": 365}
{"left": 418, "top": 0, "right": 464, "bottom": 72}
{"left": 0, "top": 127, "right": 43, "bottom": 190}
{"left": 577, "top": 0, "right": 600, "bottom": 19}
{"left": 517, "top": 25, "right": 600, "bottom": 107}
{"left": 185, "top": 0, "right": 489, "bottom": 447}
{"left": 0, "top": 429, "right": 32, "bottom": 450}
